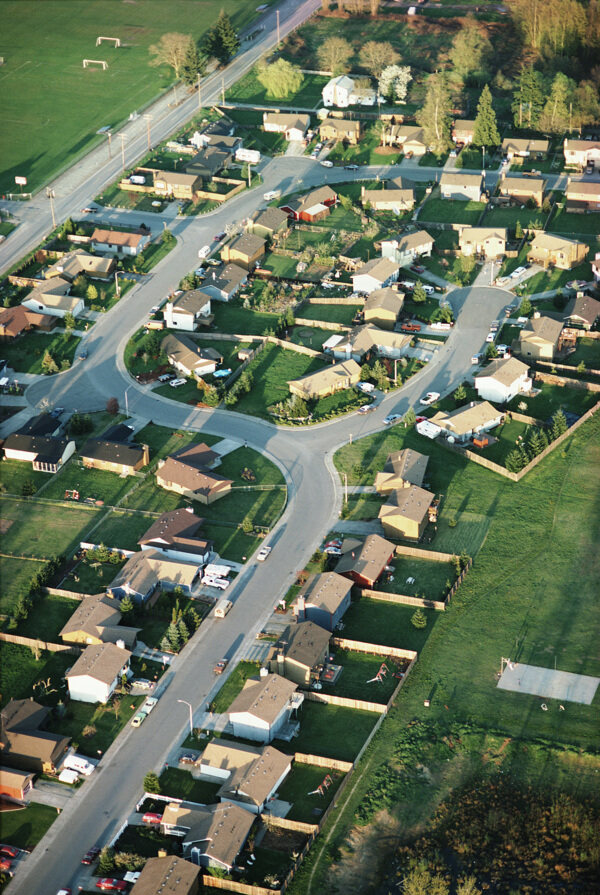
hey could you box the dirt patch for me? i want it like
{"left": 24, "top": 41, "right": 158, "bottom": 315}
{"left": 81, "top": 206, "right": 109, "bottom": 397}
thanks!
{"left": 328, "top": 809, "right": 402, "bottom": 895}
{"left": 261, "top": 826, "right": 308, "bottom": 853}
{"left": 0, "top": 519, "right": 13, "bottom": 534}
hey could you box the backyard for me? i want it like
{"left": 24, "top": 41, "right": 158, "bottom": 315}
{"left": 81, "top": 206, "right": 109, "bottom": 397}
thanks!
{"left": 328, "top": 650, "right": 403, "bottom": 703}
{"left": 376, "top": 556, "right": 457, "bottom": 603}
{"left": 0, "top": 557, "right": 47, "bottom": 616}
{"left": 158, "top": 767, "right": 221, "bottom": 805}
{"left": 506, "top": 383, "right": 598, "bottom": 420}
{"left": 277, "top": 763, "right": 345, "bottom": 824}
{"left": 561, "top": 337, "right": 600, "bottom": 369}
{"left": 14, "top": 592, "right": 77, "bottom": 641}
{"left": 341, "top": 598, "right": 439, "bottom": 653}
{"left": 0, "top": 642, "right": 73, "bottom": 710}
{"left": 298, "top": 303, "right": 360, "bottom": 325}
{"left": 0, "top": 331, "right": 81, "bottom": 374}
{"left": 231, "top": 343, "right": 323, "bottom": 417}
{"left": 274, "top": 701, "right": 378, "bottom": 763}
{"left": 419, "top": 197, "right": 486, "bottom": 225}
{"left": 328, "top": 126, "right": 402, "bottom": 167}
{"left": 226, "top": 66, "right": 327, "bottom": 109}
{"left": 41, "top": 462, "right": 137, "bottom": 505}
{"left": 0, "top": 496, "right": 100, "bottom": 559}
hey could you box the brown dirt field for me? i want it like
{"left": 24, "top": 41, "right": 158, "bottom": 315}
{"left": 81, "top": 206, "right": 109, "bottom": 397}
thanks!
{"left": 0, "top": 519, "right": 14, "bottom": 533}
{"left": 328, "top": 809, "right": 402, "bottom": 895}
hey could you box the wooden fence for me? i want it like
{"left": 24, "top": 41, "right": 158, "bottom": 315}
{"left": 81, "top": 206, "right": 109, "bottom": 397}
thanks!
{"left": 537, "top": 360, "right": 600, "bottom": 377}
{"left": 303, "top": 297, "right": 362, "bottom": 306}
{"left": 262, "top": 814, "right": 318, "bottom": 835}
{"left": 293, "top": 752, "right": 354, "bottom": 773}
{"left": 534, "top": 371, "right": 600, "bottom": 392}
{"left": 0, "top": 632, "right": 81, "bottom": 655}
{"left": 303, "top": 689, "right": 386, "bottom": 714}
{"left": 362, "top": 588, "right": 446, "bottom": 612}
{"left": 294, "top": 316, "right": 352, "bottom": 332}
{"left": 44, "top": 587, "right": 88, "bottom": 599}
{"left": 394, "top": 544, "right": 455, "bottom": 563}
{"left": 331, "top": 637, "right": 417, "bottom": 662}
{"left": 202, "top": 876, "right": 283, "bottom": 895}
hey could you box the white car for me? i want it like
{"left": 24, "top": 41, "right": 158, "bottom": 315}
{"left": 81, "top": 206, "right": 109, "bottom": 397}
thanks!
{"left": 169, "top": 378, "right": 187, "bottom": 388}
{"left": 511, "top": 266, "right": 527, "bottom": 278}
{"left": 485, "top": 332, "right": 495, "bottom": 342}
{"left": 419, "top": 391, "right": 440, "bottom": 406}
{"left": 320, "top": 159, "right": 333, "bottom": 167}
{"left": 422, "top": 284, "right": 435, "bottom": 295}
{"left": 256, "top": 546, "right": 272, "bottom": 562}
{"left": 383, "top": 414, "right": 402, "bottom": 425}
{"left": 198, "top": 245, "right": 211, "bottom": 259}
{"left": 399, "top": 280, "right": 415, "bottom": 290}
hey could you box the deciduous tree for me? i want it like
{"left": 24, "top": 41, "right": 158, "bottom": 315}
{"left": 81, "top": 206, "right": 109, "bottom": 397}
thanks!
{"left": 257, "top": 59, "right": 304, "bottom": 98}
{"left": 41, "top": 351, "right": 59, "bottom": 374}
{"left": 149, "top": 33, "right": 193, "bottom": 78}
{"left": 417, "top": 74, "right": 452, "bottom": 155}
{"left": 317, "top": 36, "right": 353, "bottom": 75}
{"left": 512, "top": 66, "right": 545, "bottom": 128}
{"left": 539, "top": 72, "right": 574, "bottom": 133}
{"left": 359, "top": 41, "right": 399, "bottom": 79}
{"left": 106, "top": 396, "right": 119, "bottom": 415}
{"left": 449, "top": 18, "right": 491, "bottom": 84}
{"left": 379, "top": 65, "right": 412, "bottom": 102}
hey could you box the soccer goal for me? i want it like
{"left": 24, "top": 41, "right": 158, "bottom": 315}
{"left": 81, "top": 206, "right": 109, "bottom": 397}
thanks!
{"left": 96, "top": 36, "right": 121, "bottom": 47}
{"left": 83, "top": 59, "right": 108, "bottom": 70}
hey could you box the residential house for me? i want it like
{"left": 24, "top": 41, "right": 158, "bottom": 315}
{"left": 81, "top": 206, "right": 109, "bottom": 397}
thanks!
{"left": 0, "top": 699, "right": 70, "bottom": 774}
{"left": 515, "top": 314, "right": 564, "bottom": 360}
{"left": 16, "top": 413, "right": 61, "bottom": 438}
{"left": 184, "top": 148, "right": 231, "bottom": 182}
{"left": 498, "top": 175, "right": 545, "bottom": 207}
{"left": 361, "top": 178, "right": 415, "bottom": 212}
{"left": 156, "top": 452, "right": 232, "bottom": 504}
{"left": 331, "top": 325, "right": 411, "bottom": 363}
{"left": 200, "top": 264, "right": 248, "bottom": 302}
{"left": 458, "top": 227, "right": 507, "bottom": 260}
{"left": 220, "top": 233, "right": 266, "bottom": 270}
{"left": 319, "top": 117, "right": 361, "bottom": 144}
{"left": 66, "top": 642, "right": 131, "bottom": 704}
{"left": 563, "top": 293, "right": 600, "bottom": 330}
{"left": 352, "top": 257, "right": 400, "bottom": 294}
{"left": 129, "top": 855, "right": 201, "bottom": 895}
{"left": 190, "top": 117, "right": 236, "bottom": 150}
{"left": 474, "top": 356, "right": 532, "bottom": 403}
{"left": 292, "top": 572, "right": 353, "bottom": 631}
{"left": 262, "top": 112, "right": 310, "bottom": 142}
{"left": 502, "top": 137, "right": 549, "bottom": 159}
{"left": 0, "top": 305, "right": 55, "bottom": 339}
{"left": 374, "top": 449, "right": 429, "bottom": 494}
{"left": 199, "top": 740, "right": 292, "bottom": 814}
{"left": 60, "top": 594, "right": 140, "bottom": 649}
{"left": 429, "top": 401, "right": 504, "bottom": 442}
{"left": 526, "top": 233, "right": 588, "bottom": 270}
{"left": 452, "top": 119, "right": 476, "bottom": 145}
{"left": 382, "top": 124, "right": 427, "bottom": 156}
{"left": 380, "top": 230, "right": 434, "bottom": 266}
{"left": 335, "top": 533, "right": 395, "bottom": 588}
{"left": 439, "top": 173, "right": 484, "bottom": 202}
{"left": 2, "top": 433, "right": 75, "bottom": 473}
{"left": 280, "top": 186, "right": 338, "bottom": 223}
{"left": 21, "top": 278, "right": 84, "bottom": 319}
{"left": 378, "top": 485, "right": 435, "bottom": 541}
{"left": 268, "top": 620, "right": 331, "bottom": 687}
{"left": 322, "top": 75, "right": 377, "bottom": 107}
{"left": 152, "top": 171, "right": 201, "bottom": 201}
{"left": 565, "top": 180, "right": 600, "bottom": 212}
{"left": 563, "top": 138, "right": 600, "bottom": 169}
{"left": 287, "top": 359, "right": 361, "bottom": 400}
{"left": 44, "top": 249, "right": 115, "bottom": 282}
{"left": 0, "top": 767, "right": 35, "bottom": 803}
{"left": 161, "top": 801, "right": 254, "bottom": 872}
{"left": 162, "top": 333, "right": 223, "bottom": 378}
{"left": 91, "top": 228, "right": 150, "bottom": 256}
{"left": 139, "top": 507, "right": 213, "bottom": 564}
{"left": 227, "top": 673, "right": 304, "bottom": 743}
{"left": 164, "top": 290, "right": 212, "bottom": 331}
{"left": 79, "top": 438, "right": 149, "bottom": 475}
{"left": 108, "top": 549, "right": 202, "bottom": 603}
{"left": 247, "top": 207, "right": 289, "bottom": 240}
{"left": 363, "top": 287, "right": 405, "bottom": 330}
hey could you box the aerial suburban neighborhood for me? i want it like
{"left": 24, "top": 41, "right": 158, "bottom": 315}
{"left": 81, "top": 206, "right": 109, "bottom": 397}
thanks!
{"left": 0, "top": 2, "right": 599, "bottom": 895}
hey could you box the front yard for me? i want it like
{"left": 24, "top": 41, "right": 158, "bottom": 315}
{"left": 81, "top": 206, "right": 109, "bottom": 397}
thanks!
{"left": 230, "top": 343, "right": 323, "bottom": 418}
{"left": 226, "top": 68, "right": 327, "bottom": 108}
{"left": 45, "top": 693, "right": 144, "bottom": 757}
{"left": 516, "top": 261, "right": 593, "bottom": 296}
{"left": 1, "top": 331, "right": 81, "bottom": 374}
{"left": 327, "top": 125, "right": 402, "bottom": 166}
{"left": 0, "top": 803, "right": 58, "bottom": 850}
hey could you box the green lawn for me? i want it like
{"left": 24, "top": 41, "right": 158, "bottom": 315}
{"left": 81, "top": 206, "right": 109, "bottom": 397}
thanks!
{"left": 403, "top": 294, "right": 444, "bottom": 323}
{"left": 419, "top": 198, "right": 486, "bottom": 225}
{"left": 485, "top": 205, "right": 545, "bottom": 232}
{"left": 469, "top": 417, "right": 531, "bottom": 466}
{"left": 227, "top": 66, "right": 326, "bottom": 108}
{"left": 288, "top": 325, "right": 342, "bottom": 351}
{"left": 45, "top": 695, "right": 143, "bottom": 756}
{"left": 201, "top": 522, "right": 262, "bottom": 563}
{"left": 298, "top": 303, "right": 360, "bottom": 325}
{"left": 312, "top": 387, "right": 366, "bottom": 422}
{"left": 342, "top": 598, "right": 438, "bottom": 653}
{"left": 15, "top": 592, "right": 78, "bottom": 641}
{"left": 91, "top": 510, "right": 157, "bottom": 551}
{"left": 60, "top": 556, "right": 126, "bottom": 595}
{"left": 96, "top": 181, "right": 169, "bottom": 212}
{"left": 232, "top": 343, "right": 323, "bottom": 418}
{"left": 217, "top": 446, "right": 285, "bottom": 485}
{"left": 277, "top": 764, "right": 344, "bottom": 824}
{"left": 0, "top": 496, "right": 100, "bottom": 559}
{"left": 134, "top": 236, "right": 176, "bottom": 274}
{"left": 159, "top": 767, "right": 221, "bottom": 805}
{"left": 0, "top": 557, "right": 47, "bottom": 616}
{"left": 376, "top": 557, "right": 456, "bottom": 602}
{"left": 418, "top": 151, "right": 449, "bottom": 168}
{"left": 329, "top": 650, "right": 401, "bottom": 703}
{"left": 561, "top": 337, "right": 600, "bottom": 369}
{"left": 548, "top": 207, "right": 600, "bottom": 237}
{"left": 274, "top": 701, "right": 378, "bottom": 762}
{"left": 0, "top": 642, "right": 73, "bottom": 709}
{"left": 153, "top": 378, "right": 202, "bottom": 405}
{"left": 0, "top": 459, "right": 50, "bottom": 496}
{"left": 134, "top": 423, "right": 221, "bottom": 460}
{"left": 212, "top": 301, "right": 280, "bottom": 335}
{"left": 0, "top": 803, "right": 58, "bottom": 850}
{"left": 41, "top": 462, "right": 136, "bottom": 505}
{"left": 507, "top": 383, "right": 598, "bottom": 420}
{"left": 210, "top": 661, "right": 261, "bottom": 714}
{"left": 0, "top": 331, "right": 81, "bottom": 374}
{"left": 261, "top": 252, "right": 320, "bottom": 280}
{"left": 328, "top": 126, "right": 402, "bottom": 167}
{"left": 0, "top": 0, "right": 269, "bottom": 194}
{"left": 456, "top": 147, "right": 498, "bottom": 169}
{"left": 202, "top": 486, "right": 286, "bottom": 529}
{"left": 517, "top": 261, "right": 593, "bottom": 296}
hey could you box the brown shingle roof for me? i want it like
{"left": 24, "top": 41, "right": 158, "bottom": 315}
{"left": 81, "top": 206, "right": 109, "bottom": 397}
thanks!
{"left": 129, "top": 855, "right": 200, "bottom": 895}
{"left": 297, "top": 572, "right": 353, "bottom": 615}
{"left": 363, "top": 288, "right": 405, "bottom": 316}
{"left": 379, "top": 485, "right": 434, "bottom": 525}
{"left": 80, "top": 439, "right": 146, "bottom": 468}
{"left": 170, "top": 290, "right": 212, "bottom": 316}
{"left": 171, "top": 442, "right": 220, "bottom": 469}
{"left": 218, "top": 744, "right": 291, "bottom": 808}
{"left": 353, "top": 257, "right": 400, "bottom": 282}
{"left": 225, "top": 233, "right": 266, "bottom": 257}
{"left": 92, "top": 229, "right": 146, "bottom": 249}
{"left": 65, "top": 642, "right": 131, "bottom": 685}
{"left": 382, "top": 449, "right": 429, "bottom": 487}
{"left": 227, "top": 674, "right": 298, "bottom": 724}
{"left": 335, "top": 533, "right": 395, "bottom": 582}
{"left": 276, "top": 621, "right": 330, "bottom": 669}
{"left": 161, "top": 802, "right": 254, "bottom": 870}
{"left": 430, "top": 401, "right": 502, "bottom": 437}
{"left": 251, "top": 207, "right": 289, "bottom": 232}
{"left": 520, "top": 315, "right": 564, "bottom": 344}
{"left": 0, "top": 305, "right": 55, "bottom": 338}
{"left": 157, "top": 457, "right": 232, "bottom": 499}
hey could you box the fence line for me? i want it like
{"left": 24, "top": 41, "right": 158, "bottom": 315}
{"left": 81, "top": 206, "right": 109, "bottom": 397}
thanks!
{"left": 394, "top": 544, "right": 455, "bottom": 562}
{"left": 44, "top": 587, "right": 89, "bottom": 600}
{"left": 331, "top": 637, "right": 417, "bottom": 661}
{"left": 534, "top": 371, "right": 600, "bottom": 392}
{"left": 0, "top": 632, "right": 81, "bottom": 655}
{"left": 262, "top": 814, "right": 318, "bottom": 835}
{"left": 293, "top": 753, "right": 353, "bottom": 773}
{"left": 294, "top": 316, "right": 352, "bottom": 332}
{"left": 202, "top": 877, "right": 283, "bottom": 895}
{"left": 362, "top": 588, "right": 446, "bottom": 611}
{"left": 303, "top": 689, "right": 386, "bottom": 714}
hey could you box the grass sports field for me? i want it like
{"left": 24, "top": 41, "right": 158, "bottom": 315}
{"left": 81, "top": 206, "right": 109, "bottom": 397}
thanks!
{"left": 0, "top": 0, "right": 269, "bottom": 195}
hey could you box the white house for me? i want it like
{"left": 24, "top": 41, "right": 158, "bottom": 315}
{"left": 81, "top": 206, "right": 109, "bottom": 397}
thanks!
{"left": 322, "top": 75, "right": 378, "bottom": 107}
{"left": 381, "top": 230, "right": 434, "bottom": 267}
{"left": 3, "top": 434, "right": 75, "bottom": 473}
{"left": 164, "top": 290, "right": 212, "bottom": 332}
{"left": 474, "top": 357, "right": 532, "bottom": 404}
{"left": 227, "top": 673, "right": 304, "bottom": 743}
{"left": 352, "top": 258, "right": 400, "bottom": 294}
{"left": 65, "top": 642, "right": 131, "bottom": 704}
{"left": 21, "top": 278, "right": 84, "bottom": 319}
{"left": 439, "top": 173, "right": 484, "bottom": 202}
{"left": 563, "top": 138, "right": 600, "bottom": 169}
{"left": 429, "top": 401, "right": 504, "bottom": 443}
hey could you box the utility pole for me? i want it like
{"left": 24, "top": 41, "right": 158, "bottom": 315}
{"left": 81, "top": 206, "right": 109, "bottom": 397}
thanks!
{"left": 277, "top": 9, "right": 280, "bottom": 44}
{"left": 143, "top": 114, "right": 152, "bottom": 150}
{"left": 118, "top": 133, "right": 126, "bottom": 171}
{"left": 46, "top": 188, "right": 56, "bottom": 229}
{"left": 172, "top": 83, "right": 179, "bottom": 105}
{"left": 247, "top": 163, "right": 252, "bottom": 188}
{"left": 197, "top": 74, "right": 202, "bottom": 110}
{"left": 344, "top": 472, "right": 348, "bottom": 504}
{"left": 115, "top": 269, "right": 121, "bottom": 297}
{"left": 221, "top": 76, "right": 225, "bottom": 105}
{"left": 106, "top": 131, "right": 113, "bottom": 159}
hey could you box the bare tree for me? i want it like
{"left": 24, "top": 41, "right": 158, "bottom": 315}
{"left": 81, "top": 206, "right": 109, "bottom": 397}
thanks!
{"left": 359, "top": 40, "right": 399, "bottom": 78}
{"left": 149, "top": 33, "right": 194, "bottom": 78}
{"left": 370, "top": 0, "right": 381, "bottom": 14}
{"left": 317, "top": 36, "right": 353, "bottom": 74}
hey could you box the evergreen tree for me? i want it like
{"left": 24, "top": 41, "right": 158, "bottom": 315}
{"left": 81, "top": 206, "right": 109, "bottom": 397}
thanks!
{"left": 506, "top": 448, "right": 526, "bottom": 473}
{"left": 177, "top": 618, "right": 190, "bottom": 644}
{"left": 284, "top": 306, "right": 295, "bottom": 327}
{"left": 360, "top": 363, "right": 372, "bottom": 382}
{"left": 188, "top": 607, "right": 202, "bottom": 631}
{"left": 64, "top": 312, "right": 76, "bottom": 331}
{"left": 519, "top": 296, "right": 533, "bottom": 316}
{"left": 166, "top": 622, "right": 180, "bottom": 651}
{"left": 539, "top": 72, "right": 573, "bottom": 134}
{"left": 87, "top": 283, "right": 98, "bottom": 303}
{"left": 551, "top": 409, "right": 568, "bottom": 439}
{"left": 181, "top": 41, "right": 207, "bottom": 86}
{"left": 512, "top": 66, "right": 545, "bottom": 128}
{"left": 62, "top": 217, "right": 75, "bottom": 237}
{"left": 515, "top": 220, "right": 524, "bottom": 240}
{"left": 411, "top": 608, "right": 427, "bottom": 629}
{"left": 98, "top": 847, "right": 115, "bottom": 875}
{"left": 454, "top": 383, "right": 467, "bottom": 405}
{"left": 412, "top": 281, "right": 427, "bottom": 304}
{"left": 160, "top": 636, "right": 171, "bottom": 653}
{"left": 290, "top": 395, "right": 309, "bottom": 418}
{"left": 120, "top": 596, "right": 134, "bottom": 616}
{"left": 41, "top": 351, "right": 59, "bottom": 374}
{"left": 417, "top": 73, "right": 452, "bottom": 155}
{"left": 206, "top": 10, "right": 239, "bottom": 64}
{"left": 143, "top": 771, "right": 161, "bottom": 794}
{"left": 527, "top": 428, "right": 546, "bottom": 456}
{"left": 371, "top": 360, "right": 389, "bottom": 389}
{"left": 403, "top": 407, "right": 416, "bottom": 428}
{"left": 472, "top": 85, "right": 500, "bottom": 148}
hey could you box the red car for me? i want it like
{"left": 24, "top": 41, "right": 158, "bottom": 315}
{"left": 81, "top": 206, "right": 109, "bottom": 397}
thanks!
{"left": 82, "top": 846, "right": 101, "bottom": 864}
{"left": 0, "top": 858, "right": 12, "bottom": 871}
{"left": 0, "top": 846, "right": 18, "bottom": 858}
{"left": 96, "top": 881, "right": 128, "bottom": 892}
{"left": 141, "top": 812, "right": 162, "bottom": 825}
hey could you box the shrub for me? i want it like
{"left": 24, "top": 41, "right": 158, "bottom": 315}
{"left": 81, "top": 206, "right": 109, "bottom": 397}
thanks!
{"left": 411, "top": 608, "right": 427, "bottom": 629}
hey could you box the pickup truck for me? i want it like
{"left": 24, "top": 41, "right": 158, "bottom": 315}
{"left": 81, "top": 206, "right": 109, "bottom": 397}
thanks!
{"left": 400, "top": 322, "right": 421, "bottom": 333}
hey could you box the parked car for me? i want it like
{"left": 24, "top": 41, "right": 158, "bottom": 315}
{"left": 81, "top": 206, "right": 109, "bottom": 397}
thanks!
{"left": 471, "top": 354, "right": 482, "bottom": 365}
{"left": 566, "top": 279, "right": 587, "bottom": 290}
{"left": 179, "top": 753, "right": 197, "bottom": 764}
{"left": 400, "top": 322, "right": 421, "bottom": 333}
{"left": 422, "top": 284, "right": 435, "bottom": 295}
{"left": 399, "top": 280, "right": 415, "bottom": 290}
{"left": 496, "top": 344, "right": 510, "bottom": 356}
{"left": 50, "top": 406, "right": 64, "bottom": 418}
{"left": 410, "top": 264, "right": 425, "bottom": 274}
{"left": 79, "top": 349, "right": 88, "bottom": 360}
{"left": 358, "top": 404, "right": 374, "bottom": 414}
{"left": 82, "top": 847, "right": 101, "bottom": 865}
{"left": 0, "top": 846, "right": 19, "bottom": 859}
{"left": 158, "top": 373, "right": 175, "bottom": 382}
{"left": 214, "top": 658, "right": 229, "bottom": 675}
{"left": 356, "top": 381, "right": 375, "bottom": 393}
{"left": 213, "top": 232, "right": 226, "bottom": 241}
{"left": 131, "top": 711, "right": 147, "bottom": 728}
{"left": 198, "top": 245, "right": 211, "bottom": 259}
{"left": 449, "top": 149, "right": 457, "bottom": 158}
{"left": 419, "top": 391, "right": 440, "bottom": 406}
{"left": 142, "top": 812, "right": 163, "bottom": 825}
{"left": 206, "top": 258, "right": 220, "bottom": 267}
{"left": 256, "top": 545, "right": 272, "bottom": 562}
{"left": 169, "top": 378, "right": 187, "bottom": 388}
{"left": 486, "top": 332, "right": 495, "bottom": 342}
{"left": 383, "top": 414, "right": 402, "bottom": 425}
{"left": 344, "top": 164, "right": 359, "bottom": 170}
{"left": 0, "top": 858, "right": 12, "bottom": 871}
{"left": 320, "top": 160, "right": 333, "bottom": 167}
{"left": 511, "top": 266, "right": 527, "bottom": 278}
{"left": 81, "top": 207, "right": 97, "bottom": 213}
{"left": 96, "top": 881, "right": 128, "bottom": 892}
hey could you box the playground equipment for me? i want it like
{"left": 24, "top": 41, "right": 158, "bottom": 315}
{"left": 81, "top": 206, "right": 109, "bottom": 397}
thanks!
{"left": 96, "top": 36, "right": 121, "bottom": 47}
{"left": 64, "top": 489, "right": 80, "bottom": 500}
{"left": 308, "top": 774, "right": 332, "bottom": 797}
{"left": 83, "top": 59, "right": 108, "bottom": 69}
{"left": 367, "top": 662, "right": 388, "bottom": 684}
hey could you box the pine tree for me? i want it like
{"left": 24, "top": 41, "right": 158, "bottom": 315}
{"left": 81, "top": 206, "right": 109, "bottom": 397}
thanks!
{"left": 166, "top": 622, "right": 180, "bottom": 651}
{"left": 177, "top": 618, "right": 190, "bottom": 644}
{"left": 181, "top": 41, "right": 207, "bottom": 86}
{"left": 403, "top": 407, "right": 416, "bottom": 428}
{"left": 472, "top": 85, "right": 500, "bottom": 148}
{"left": 188, "top": 607, "right": 202, "bottom": 631}
{"left": 143, "top": 771, "right": 161, "bottom": 794}
{"left": 120, "top": 596, "right": 134, "bottom": 616}
{"left": 551, "top": 409, "right": 568, "bottom": 439}
{"left": 515, "top": 220, "right": 524, "bottom": 240}
{"left": 41, "top": 351, "right": 59, "bottom": 374}
{"left": 412, "top": 281, "right": 427, "bottom": 304}
{"left": 160, "top": 636, "right": 171, "bottom": 653}
{"left": 207, "top": 10, "right": 239, "bottom": 64}
{"left": 411, "top": 608, "right": 427, "bottom": 629}
{"left": 512, "top": 66, "right": 545, "bottom": 128}
{"left": 454, "top": 383, "right": 467, "bottom": 405}
{"left": 527, "top": 428, "right": 546, "bottom": 456}
{"left": 371, "top": 360, "right": 388, "bottom": 389}
{"left": 98, "top": 847, "right": 115, "bottom": 875}
{"left": 505, "top": 449, "right": 526, "bottom": 473}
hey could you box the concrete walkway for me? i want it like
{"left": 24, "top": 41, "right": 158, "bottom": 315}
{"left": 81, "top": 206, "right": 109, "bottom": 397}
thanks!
{"left": 212, "top": 437, "right": 244, "bottom": 456}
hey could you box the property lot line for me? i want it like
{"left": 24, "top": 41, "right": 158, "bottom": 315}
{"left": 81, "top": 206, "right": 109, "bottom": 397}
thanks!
{"left": 0, "top": 552, "right": 48, "bottom": 562}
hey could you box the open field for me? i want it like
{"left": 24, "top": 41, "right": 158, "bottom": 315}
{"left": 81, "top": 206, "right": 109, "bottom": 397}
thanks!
{"left": 0, "top": 557, "right": 47, "bottom": 616}
{"left": 274, "top": 701, "right": 378, "bottom": 763}
{"left": 0, "top": 496, "right": 99, "bottom": 558}
{"left": 0, "top": 0, "right": 270, "bottom": 194}
{"left": 0, "top": 331, "right": 81, "bottom": 374}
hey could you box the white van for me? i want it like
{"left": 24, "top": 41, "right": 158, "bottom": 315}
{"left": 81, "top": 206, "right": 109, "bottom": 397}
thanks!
{"left": 263, "top": 189, "right": 281, "bottom": 201}
{"left": 204, "top": 563, "right": 231, "bottom": 579}
{"left": 214, "top": 598, "right": 233, "bottom": 618}
{"left": 63, "top": 754, "right": 94, "bottom": 776}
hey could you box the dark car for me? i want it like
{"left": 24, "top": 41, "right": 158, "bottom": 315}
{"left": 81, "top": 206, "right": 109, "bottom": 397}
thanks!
{"left": 0, "top": 858, "right": 13, "bottom": 871}
{"left": 344, "top": 164, "right": 359, "bottom": 170}
{"left": 178, "top": 753, "right": 197, "bottom": 765}
{"left": 410, "top": 264, "right": 425, "bottom": 274}
{"left": 213, "top": 232, "right": 226, "bottom": 241}
{"left": 82, "top": 846, "right": 101, "bottom": 865}
{"left": 79, "top": 349, "right": 88, "bottom": 360}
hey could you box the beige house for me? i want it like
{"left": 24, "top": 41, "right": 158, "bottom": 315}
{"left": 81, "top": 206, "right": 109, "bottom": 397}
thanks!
{"left": 268, "top": 620, "right": 331, "bottom": 687}
{"left": 452, "top": 119, "right": 476, "bottom": 145}
{"left": 352, "top": 257, "right": 401, "bottom": 293}
{"left": 91, "top": 228, "right": 150, "bottom": 256}
{"left": 502, "top": 137, "right": 549, "bottom": 159}
{"left": 361, "top": 178, "right": 415, "bottom": 212}
{"left": 498, "top": 176, "right": 545, "bottom": 206}
{"left": 331, "top": 325, "right": 411, "bottom": 363}
{"left": 319, "top": 117, "right": 361, "bottom": 144}
{"left": 439, "top": 173, "right": 484, "bottom": 202}
{"left": 80, "top": 438, "right": 149, "bottom": 475}
{"left": 288, "top": 359, "right": 361, "bottom": 399}
{"left": 382, "top": 124, "right": 427, "bottom": 156}
{"left": 247, "top": 207, "right": 289, "bottom": 239}
{"left": 515, "top": 314, "right": 563, "bottom": 360}
{"left": 527, "top": 234, "right": 588, "bottom": 270}
{"left": 220, "top": 232, "right": 266, "bottom": 270}
{"left": 565, "top": 180, "right": 600, "bottom": 212}
{"left": 378, "top": 485, "right": 435, "bottom": 541}
{"left": 156, "top": 455, "right": 232, "bottom": 504}
{"left": 0, "top": 700, "right": 70, "bottom": 775}
{"left": 161, "top": 801, "right": 254, "bottom": 872}
{"left": 429, "top": 401, "right": 504, "bottom": 443}
{"left": 108, "top": 549, "right": 202, "bottom": 603}
{"left": 263, "top": 112, "right": 310, "bottom": 142}
{"left": 60, "top": 594, "right": 139, "bottom": 649}
{"left": 374, "top": 449, "right": 429, "bottom": 494}
{"left": 459, "top": 227, "right": 507, "bottom": 260}
{"left": 563, "top": 138, "right": 600, "bottom": 169}
{"left": 199, "top": 740, "right": 292, "bottom": 814}
{"left": 153, "top": 170, "right": 201, "bottom": 200}
{"left": 162, "top": 332, "right": 223, "bottom": 378}
{"left": 44, "top": 249, "right": 115, "bottom": 282}
{"left": 381, "top": 230, "right": 434, "bottom": 267}
{"left": 129, "top": 856, "right": 200, "bottom": 895}
{"left": 363, "top": 287, "right": 405, "bottom": 330}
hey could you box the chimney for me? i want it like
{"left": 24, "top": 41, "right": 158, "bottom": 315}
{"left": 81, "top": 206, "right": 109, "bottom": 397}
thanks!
{"left": 142, "top": 444, "right": 150, "bottom": 467}
{"left": 533, "top": 311, "right": 541, "bottom": 319}
{"left": 259, "top": 666, "right": 269, "bottom": 678}
{"left": 116, "top": 639, "right": 126, "bottom": 649}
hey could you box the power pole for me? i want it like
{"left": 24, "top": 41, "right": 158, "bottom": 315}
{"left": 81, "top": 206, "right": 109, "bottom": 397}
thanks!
{"left": 277, "top": 9, "right": 280, "bottom": 44}
{"left": 115, "top": 269, "right": 121, "bottom": 297}
{"left": 106, "top": 131, "right": 112, "bottom": 159}
{"left": 173, "top": 83, "right": 179, "bottom": 106}
{"left": 46, "top": 189, "right": 56, "bottom": 229}
{"left": 247, "top": 163, "right": 252, "bottom": 188}
{"left": 118, "top": 133, "right": 126, "bottom": 171}
{"left": 197, "top": 74, "right": 202, "bottom": 110}
{"left": 221, "top": 76, "right": 225, "bottom": 105}
{"left": 143, "top": 114, "right": 152, "bottom": 150}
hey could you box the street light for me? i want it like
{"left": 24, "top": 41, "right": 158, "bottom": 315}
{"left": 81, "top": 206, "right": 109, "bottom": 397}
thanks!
{"left": 124, "top": 385, "right": 132, "bottom": 416}
{"left": 118, "top": 133, "right": 127, "bottom": 171}
{"left": 178, "top": 699, "right": 194, "bottom": 737}
{"left": 46, "top": 188, "right": 56, "bottom": 229}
